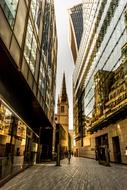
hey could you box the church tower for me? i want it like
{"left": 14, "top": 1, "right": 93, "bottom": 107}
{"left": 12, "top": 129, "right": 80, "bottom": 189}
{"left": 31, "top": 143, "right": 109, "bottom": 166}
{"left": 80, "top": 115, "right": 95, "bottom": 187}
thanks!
{"left": 57, "top": 73, "right": 69, "bottom": 134}
{"left": 54, "top": 73, "right": 69, "bottom": 152}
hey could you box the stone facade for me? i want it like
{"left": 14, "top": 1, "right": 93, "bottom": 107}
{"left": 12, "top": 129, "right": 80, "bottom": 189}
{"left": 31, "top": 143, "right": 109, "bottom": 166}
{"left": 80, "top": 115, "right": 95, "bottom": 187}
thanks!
{"left": 79, "top": 117, "right": 127, "bottom": 164}
{"left": 55, "top": 74, "right": 69, "bottom": 150}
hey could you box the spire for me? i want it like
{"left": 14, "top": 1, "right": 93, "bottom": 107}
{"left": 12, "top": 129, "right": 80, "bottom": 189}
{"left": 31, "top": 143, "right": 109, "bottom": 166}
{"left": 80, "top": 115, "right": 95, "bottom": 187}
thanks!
{"left": 61, "top": 73, "right": 68, "bottom": 102}
{"left": 57, "top": 95, "right": 60, "bottom": 104}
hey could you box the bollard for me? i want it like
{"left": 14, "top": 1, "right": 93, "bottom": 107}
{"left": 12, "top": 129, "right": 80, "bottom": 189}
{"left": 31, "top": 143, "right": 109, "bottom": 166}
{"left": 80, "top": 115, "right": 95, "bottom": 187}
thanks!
{"left": 56, "top": 144, "right": 60, "bottom": 166}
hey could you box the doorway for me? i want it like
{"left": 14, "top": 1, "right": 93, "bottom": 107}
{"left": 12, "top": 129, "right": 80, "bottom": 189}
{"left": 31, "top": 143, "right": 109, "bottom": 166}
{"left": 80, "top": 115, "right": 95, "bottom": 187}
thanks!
{"left": 96, "top": 134, "right": 110, "bottom": 166}
{"left": 112, "top": 136, "right": 121, "bottom": 163}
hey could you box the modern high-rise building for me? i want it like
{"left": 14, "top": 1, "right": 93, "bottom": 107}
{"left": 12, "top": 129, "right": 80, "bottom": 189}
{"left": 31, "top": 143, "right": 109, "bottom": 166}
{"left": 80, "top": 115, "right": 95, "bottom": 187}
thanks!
{"left": 69, "top": 3, "right": 83, "bottom": 63}
{"left": 72, "top": 0, "right": 127, "bottom": 164}
{"left": 0, "top": 0, "right": 57, "bottom": 182}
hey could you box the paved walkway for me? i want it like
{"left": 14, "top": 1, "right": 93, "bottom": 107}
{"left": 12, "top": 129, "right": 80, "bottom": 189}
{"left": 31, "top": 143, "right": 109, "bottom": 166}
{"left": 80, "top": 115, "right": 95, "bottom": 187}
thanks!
{"left": 1, "top": 157, "right": 127, "bottom": 190}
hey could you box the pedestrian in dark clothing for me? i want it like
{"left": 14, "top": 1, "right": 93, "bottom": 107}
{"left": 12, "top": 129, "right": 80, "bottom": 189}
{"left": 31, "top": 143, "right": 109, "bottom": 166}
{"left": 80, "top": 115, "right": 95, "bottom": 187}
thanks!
{"left": 68, "top": 151, "right": 71, "bottom": 164}
{"left": 125, "top": 147, "right": 127, "bottom": 157}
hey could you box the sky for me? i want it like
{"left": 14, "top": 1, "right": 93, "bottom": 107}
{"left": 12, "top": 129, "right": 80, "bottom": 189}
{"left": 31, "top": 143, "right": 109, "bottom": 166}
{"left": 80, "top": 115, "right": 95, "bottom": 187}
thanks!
{"left": 54, "top": 0, "right": 82, "bottom": 129}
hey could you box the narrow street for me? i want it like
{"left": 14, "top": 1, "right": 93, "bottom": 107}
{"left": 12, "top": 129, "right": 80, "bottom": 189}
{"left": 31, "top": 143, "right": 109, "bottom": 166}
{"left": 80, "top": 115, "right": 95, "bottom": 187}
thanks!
{"left": 1, "top": 157, "right": 127, "bottom": 190}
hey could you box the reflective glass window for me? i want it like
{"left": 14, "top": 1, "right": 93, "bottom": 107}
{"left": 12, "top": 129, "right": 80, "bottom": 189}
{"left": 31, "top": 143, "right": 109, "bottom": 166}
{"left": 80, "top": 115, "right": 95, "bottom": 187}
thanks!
{"left": 0, "top": 99, "right": 39, "bottom": 180}
{"left": 0, "top": 0, "right": 18, "bottom": 27}
{"left": 39, "top": 58, "right": 46, "bottom": 98}
{"left": 30, "top": 0, "right": 41, "bottom": 30}
{"left": 82, "top": 1, "right": 127, "bottom": 122}
{"left": 24, "top": 20, "right": 37, "bottom": 74}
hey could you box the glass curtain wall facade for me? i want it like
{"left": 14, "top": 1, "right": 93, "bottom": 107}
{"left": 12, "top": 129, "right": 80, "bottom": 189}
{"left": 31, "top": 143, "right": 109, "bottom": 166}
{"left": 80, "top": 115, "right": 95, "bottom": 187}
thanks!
{"left": 0, "top": 0, "right": 19, "bottom": 27}
{"left": 73, "top": 0, "right": 127, "bottom": 148}
{"left": 0, "top": 0, "right": 57, "bottom": 182}
{"left": 69, "top": 4, "right": 83, "bottom": 63}
{"left": 69, "top": 4, "right": 83, "bottom": 50}
{"left": 0, "top": 0, "right": 57, "bottom": 124}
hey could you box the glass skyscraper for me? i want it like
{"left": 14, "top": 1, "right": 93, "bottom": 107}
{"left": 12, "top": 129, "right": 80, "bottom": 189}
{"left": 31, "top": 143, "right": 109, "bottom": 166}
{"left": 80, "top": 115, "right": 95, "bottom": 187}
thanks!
{"left": 0, "top": 0, "right": 57, "bottom": 182}
{"left": 73, "top": 0, "right": 127, "bottom": 163}
{"left": 69, "top": 3, "right": 83, "bottom": 63}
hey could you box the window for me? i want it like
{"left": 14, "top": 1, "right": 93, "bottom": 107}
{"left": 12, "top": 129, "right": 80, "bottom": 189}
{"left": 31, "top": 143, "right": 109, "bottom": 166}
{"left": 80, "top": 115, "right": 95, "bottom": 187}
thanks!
{"left": 61, "top": 106, "right": 64, "bottom": 113}
{"left": 30, "top": 0, "right": 41, "bottom": 30}
{"left": 41, "top": 2, "right": 51, "bottom": 56}
{"left": 24, "top": 20, "right": 37, "bottom": 74}
{"left": 125, "top": 9, "right": 127, "bottom": 25}
{"left": 39, "top": 57, "right": 46, "bottom": 98}
{"left": 0, "top": 0, "right": 19, "bottom": 27}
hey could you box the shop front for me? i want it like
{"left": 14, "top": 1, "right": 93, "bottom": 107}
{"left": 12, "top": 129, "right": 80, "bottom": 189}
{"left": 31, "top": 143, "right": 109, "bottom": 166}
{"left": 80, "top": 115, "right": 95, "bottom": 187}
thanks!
{"left": 0, "top": 98, "right": 39, "bottom": 184}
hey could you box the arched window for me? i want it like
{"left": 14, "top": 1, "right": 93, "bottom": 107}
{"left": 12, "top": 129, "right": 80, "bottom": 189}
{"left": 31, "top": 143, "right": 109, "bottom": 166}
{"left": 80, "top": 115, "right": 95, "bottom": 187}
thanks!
{"left": 61, "top": 106, "right": 64, "bottom": 113}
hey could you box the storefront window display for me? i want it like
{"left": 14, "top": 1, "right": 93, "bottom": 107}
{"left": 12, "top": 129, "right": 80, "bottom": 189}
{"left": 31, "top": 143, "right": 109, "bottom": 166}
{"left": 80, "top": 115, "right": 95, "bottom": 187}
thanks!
{"left": 0, "top": 99, "right": 39, "bottom": 181}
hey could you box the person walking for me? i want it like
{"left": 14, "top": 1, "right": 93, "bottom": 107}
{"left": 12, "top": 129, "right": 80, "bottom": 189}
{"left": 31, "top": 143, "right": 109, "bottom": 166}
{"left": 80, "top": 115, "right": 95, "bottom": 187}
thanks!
{"left": 95, "top": 146, "right": 99, "bottom": 161}
{"left": 125, "top": 147, "right": 127, "bottom": 157}
{"left": 68, "top": 151, "right": 71, "bottom": 164}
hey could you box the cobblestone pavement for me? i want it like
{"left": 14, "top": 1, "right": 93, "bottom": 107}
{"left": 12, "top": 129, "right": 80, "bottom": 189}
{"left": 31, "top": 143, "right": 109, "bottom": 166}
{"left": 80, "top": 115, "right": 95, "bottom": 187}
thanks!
{"left": 1, "top": 157, "right": 127, "bottom": 190}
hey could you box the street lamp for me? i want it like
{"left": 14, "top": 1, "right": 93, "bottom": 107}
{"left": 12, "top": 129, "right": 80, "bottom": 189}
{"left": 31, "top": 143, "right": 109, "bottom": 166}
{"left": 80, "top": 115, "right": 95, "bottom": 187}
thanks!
{"left": 56, "top": 125, "right": 61, "bottom": 166}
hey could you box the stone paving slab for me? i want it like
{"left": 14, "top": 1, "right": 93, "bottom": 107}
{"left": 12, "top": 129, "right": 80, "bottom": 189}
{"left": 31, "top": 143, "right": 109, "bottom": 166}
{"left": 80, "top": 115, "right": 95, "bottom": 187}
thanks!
{"left": 1, "top": 157, "right": 127, "bottom": 190}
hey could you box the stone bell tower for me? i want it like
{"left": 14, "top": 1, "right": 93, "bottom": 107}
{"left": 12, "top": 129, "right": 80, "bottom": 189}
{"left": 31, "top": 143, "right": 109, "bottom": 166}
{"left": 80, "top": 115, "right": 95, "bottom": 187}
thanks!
{"left": 57, "top": 73, "right": 69, "bottom": 134}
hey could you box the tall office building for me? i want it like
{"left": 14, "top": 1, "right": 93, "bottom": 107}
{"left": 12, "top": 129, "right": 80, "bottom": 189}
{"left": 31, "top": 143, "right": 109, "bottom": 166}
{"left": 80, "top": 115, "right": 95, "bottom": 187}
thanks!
{"left": 0, "top": 0, "right": 57, "bottom": 182}
{"left": 73, "top": 0, "right": 127, "bottom": 164}
{"left": 69, "top": 3, "right": 83, "bottom": 63}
